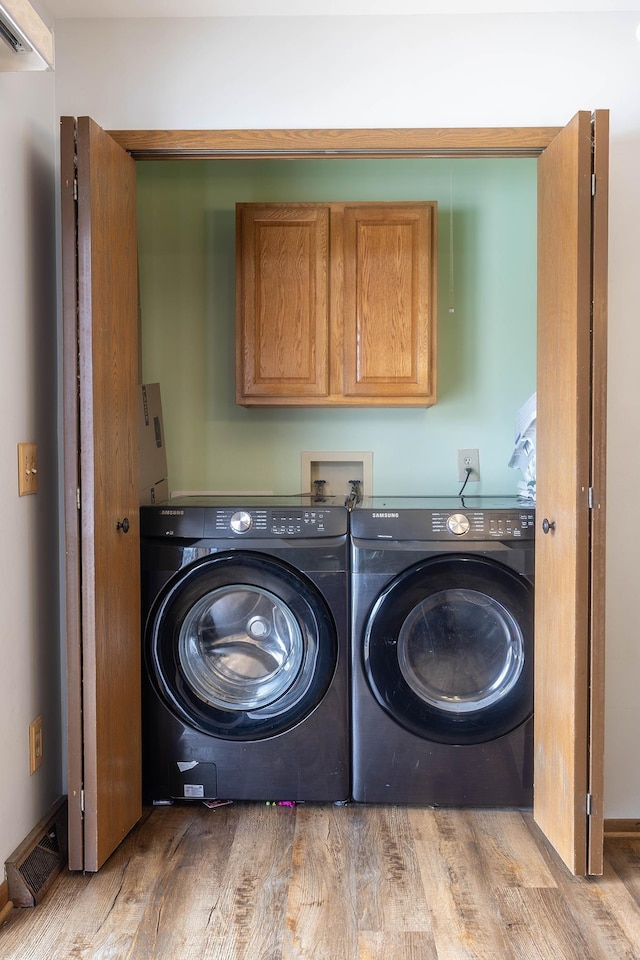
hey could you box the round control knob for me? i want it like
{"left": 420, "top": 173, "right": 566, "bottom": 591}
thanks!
{"left": 230, "top": 510, "right": 253, "bottom": 534}
{"left": 447, "top": 512, "right": 470, "bottom": 536}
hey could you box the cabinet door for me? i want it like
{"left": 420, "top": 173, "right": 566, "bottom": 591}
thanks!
{"left": 341, "top": 203, "right": 437, "bottom": 403}
{"left": 236, "top": 203, "right": 329, "bottom": 403}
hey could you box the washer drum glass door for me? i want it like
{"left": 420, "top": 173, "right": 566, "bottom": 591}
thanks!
{"left": 146, "top": 552, "right": 338, "bottom": 740}
{"left": 363, "top": 555, "right": 533, "bottom": 745}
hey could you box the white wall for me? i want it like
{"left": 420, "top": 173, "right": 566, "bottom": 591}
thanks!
{"left": 51, "top": 12, "right": 640, "bottom": 817}
{"left": 0, "top": 68, "right": 60, "bottom": 871}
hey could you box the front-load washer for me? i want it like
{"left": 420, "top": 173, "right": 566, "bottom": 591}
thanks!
{"left": 351, "top": 497, "right": 535, "bottom": 807}
{"left": 140, "top": 496, "right": 349, "bottom": 803}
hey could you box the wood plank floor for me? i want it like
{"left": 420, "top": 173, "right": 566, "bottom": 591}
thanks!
{"left": 2, "top": 804, "right": 640, "bottom": 959}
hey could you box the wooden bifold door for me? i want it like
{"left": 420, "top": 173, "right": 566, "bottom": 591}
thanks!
{"left": 61, "top": 114, "right": 607, "bottom": 876}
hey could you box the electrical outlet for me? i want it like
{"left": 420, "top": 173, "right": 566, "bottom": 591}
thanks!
{"left": 29, "top": 716, "right": 43, "bottom": 774}
{"left": 457, "top": 448, "right": 480, "bottom": 482}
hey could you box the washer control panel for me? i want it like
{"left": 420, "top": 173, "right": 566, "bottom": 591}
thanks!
{"left": 431, "top": 509, "right": 535, "bottom": 539}
{"left": 140, "top": 503, "right": 348, "bottom": 539}
{"left": 210, "top": 507, "right": 340, "bottom": 536}
{"left": 351, "top": 504, "right": 535, "bottom": 541}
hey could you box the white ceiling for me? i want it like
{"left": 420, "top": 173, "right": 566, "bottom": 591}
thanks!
{"left": 44, "top": 0, "right": 640, "bottom": 19}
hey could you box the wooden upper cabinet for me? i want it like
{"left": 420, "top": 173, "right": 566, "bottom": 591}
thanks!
{"left": 341, "top": 203, "right": 436, "bottom": 401}
{"left": 236, "top": 203, "right": 330, "bottom": 401}
{"left": 236, "top": 201, "right": 437, "bottom": 406}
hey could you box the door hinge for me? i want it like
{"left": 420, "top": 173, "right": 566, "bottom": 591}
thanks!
{"left": 73, "top": 177, "right": 78, "bottom": 202}
{"left": 80, "top": 789, "right": 85, "bottom": 814}
{"left": 76, "top": 486, "right": 81, "bottom": 510}
{"left": 588, "top": 487, "right": 594, "bottom": 509}
{"left": 591, "top": 173, "right": 596, "bottom": 197}
{"left": 586, "top": 793, "right": 593, "bottom": 815}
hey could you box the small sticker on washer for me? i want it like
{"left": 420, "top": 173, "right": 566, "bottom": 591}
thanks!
{"left": 183, "top": 783, "right": 205, "bottom": 798}
{"left": 177, "top": 761, "right": 199, "bottom": 772}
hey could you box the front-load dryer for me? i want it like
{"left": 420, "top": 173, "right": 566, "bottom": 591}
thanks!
{"left": 351, "top": 497, "right": 535, "bottom": 807}
{"left": 140, "top": 496, "right": 349, "bottom": 803}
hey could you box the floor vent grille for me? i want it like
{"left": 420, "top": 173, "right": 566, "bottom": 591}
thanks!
{"left": 5, "top": 796, "right": 68, "bottom": 907}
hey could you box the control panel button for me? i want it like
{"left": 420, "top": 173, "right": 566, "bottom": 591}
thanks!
{"left": 447, "top": 512, "right": 471, "bottom": 536}
{"left": 230, "top": 510, "right": 253, "bottom": 534}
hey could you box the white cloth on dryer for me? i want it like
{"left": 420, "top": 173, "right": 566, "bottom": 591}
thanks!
{"left": 508, "top": 392, "right": 536, "bottom": 502}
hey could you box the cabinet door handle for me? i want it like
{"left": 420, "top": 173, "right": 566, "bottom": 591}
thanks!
{"left": 116, "top": 517, "right": 130, "bottom": 534}
{"left": 541, "top": 518, "right": 556, "bottom": 534}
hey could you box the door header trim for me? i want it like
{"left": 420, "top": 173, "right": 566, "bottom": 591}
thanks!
{"left": 106, "top": 126, "right": 561, "bottom": 160}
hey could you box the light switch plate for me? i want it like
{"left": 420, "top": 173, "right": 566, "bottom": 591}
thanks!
{"left": 29, "top": 716, "right": 43, "bottom": 774}
{"left": 18, "top": 442, "right": 38, "bottom": 496}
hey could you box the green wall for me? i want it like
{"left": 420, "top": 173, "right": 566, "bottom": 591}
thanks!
{"left": 137, "top": 158, "right": 536, "bottom": 498}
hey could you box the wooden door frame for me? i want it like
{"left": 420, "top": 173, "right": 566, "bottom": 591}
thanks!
{"left": 105, "top": 122, "right": 604, "bottom": 875}
{"left": 61, "top": 117, "right": 84, "bottom": 868}
{"left": 108, "top": 126, "right": 559, "bottom": 159}
{"left": 588, "top": 110, "right": 609, "bottom": 873}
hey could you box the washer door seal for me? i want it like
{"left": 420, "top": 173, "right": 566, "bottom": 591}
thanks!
{"left": 363, "top": 554, "right": 533, "bottom": 745}
{"left": 146, "top": 551, "right": 337, "bottom": 740}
